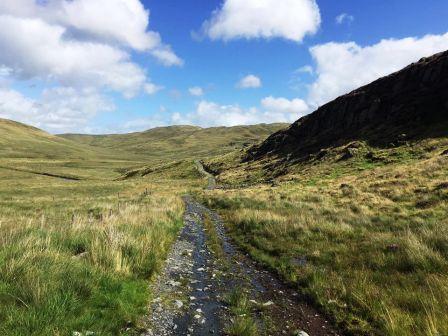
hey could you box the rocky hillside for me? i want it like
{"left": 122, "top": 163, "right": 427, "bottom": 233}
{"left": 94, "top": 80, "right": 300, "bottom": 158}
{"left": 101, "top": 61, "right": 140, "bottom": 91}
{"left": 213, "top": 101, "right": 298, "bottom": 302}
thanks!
{"left": 246, "top": 50, "right": 448, "bottom": 161}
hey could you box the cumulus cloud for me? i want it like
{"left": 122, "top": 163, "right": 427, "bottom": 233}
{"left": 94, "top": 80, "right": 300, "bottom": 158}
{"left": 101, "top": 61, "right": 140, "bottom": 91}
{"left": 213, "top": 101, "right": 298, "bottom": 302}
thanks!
{"left": 144, "top": 83, "right": 164, "bottom": 95}
{"left": 201, "top": 0, "right": 321, "bottom": 42}
{"left": 0, "top": 0, "right": 177, "bottom": 132}
{"left": 335, "top": 13, "right": 354, "bottom": 25}
{"left": 0, "top": 0, "right": 182, "bottom": 66}
{"left": 0, "top": 87, "right": 114, "bottom": 133}
{"left": 308, "top": 32, "right": 448, "bottom": 107}
{"left": 189, "top": 86, "right": 204, "bottom": 97}
{"left": 261, "top": 96, "right": 309, "bottom": 116}
{"left": 0, "top": 0, "right": 178, "bottom": 99}
{"left": 175, "top": 97, "right": 308, "bottom": 127}
{"left": 0, "top": 15, "right": 151, "bottom": 98}
{"left": 237, "top": 75, "right": 262, "bottom": 89}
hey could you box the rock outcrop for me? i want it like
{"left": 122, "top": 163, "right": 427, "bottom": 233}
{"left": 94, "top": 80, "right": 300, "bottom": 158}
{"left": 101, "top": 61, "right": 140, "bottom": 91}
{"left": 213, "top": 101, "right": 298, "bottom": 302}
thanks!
{"left": 246, "top": 50, "right": 448, "bottom": 161}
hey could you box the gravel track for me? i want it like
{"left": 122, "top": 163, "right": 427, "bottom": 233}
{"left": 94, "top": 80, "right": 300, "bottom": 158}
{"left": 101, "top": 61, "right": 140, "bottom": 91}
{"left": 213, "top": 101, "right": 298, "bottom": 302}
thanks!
{"left": 141, "top": 194, "right": 342, "bottom": 336}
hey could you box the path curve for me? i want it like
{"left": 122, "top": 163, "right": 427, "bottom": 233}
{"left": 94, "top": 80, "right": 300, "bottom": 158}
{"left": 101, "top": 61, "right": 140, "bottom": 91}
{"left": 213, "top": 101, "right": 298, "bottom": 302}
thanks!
{"left": 194, "top": 160, "right": 216, "bottom": 190}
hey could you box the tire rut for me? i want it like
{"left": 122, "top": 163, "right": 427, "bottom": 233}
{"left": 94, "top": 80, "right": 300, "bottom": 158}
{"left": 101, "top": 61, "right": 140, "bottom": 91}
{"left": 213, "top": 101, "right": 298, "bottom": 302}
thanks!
{"left": 141, "top": 196, "right": 342, "bottom": 336}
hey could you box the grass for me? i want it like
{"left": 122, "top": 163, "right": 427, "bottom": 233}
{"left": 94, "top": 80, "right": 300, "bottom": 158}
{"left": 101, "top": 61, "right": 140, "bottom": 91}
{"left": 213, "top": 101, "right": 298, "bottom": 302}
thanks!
{"left": 0, "top": 118, "right": 285, "bottom": 336}
{"left": 60, "top": 124, "right": 287, "bottom": 163}
{"left": 202, "top": 137, "right": 448, "bottom": 335}
{"left": 0, "top": 118, "right": 131, "bottom": 161}
{"left": 2, "top": 116, "right": 448, "bottom": 335}
{"left": 0, "top": 119, "right": 206, "bottom": 335}
{"left": 203, "top": 213, "right": 225, "bottom": 261}
{"left": 0, "top": 161, "right": 199, "bottom": 335}
{"left": 225, "top": 288, "right": 258, "bottom": 336}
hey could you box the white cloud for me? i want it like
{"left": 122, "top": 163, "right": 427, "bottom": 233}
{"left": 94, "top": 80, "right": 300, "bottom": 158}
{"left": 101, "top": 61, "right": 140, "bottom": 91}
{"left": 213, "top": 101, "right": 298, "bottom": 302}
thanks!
{"left": 0, "top": 15, "right": 150, "bottom": 98}
{"left": 308, "top": 32, "right": 448, "bottom": 107}
{"left": 0, "top": 0, "right": 181, "bottom": 99}
{"left": 144, "top": 83, "right": 164, "bottom": 95}
{"left": 0, "top": 87, "right": 114, "bottom": 133}
{"left": 237, "top": 75, "right": 262, "bottom": 89}
{"left": 201, "top": 0, "right": 321, "bottom": 42}
{"left": 175, "top": 97, "right": 308, "bottom": 127}
{"left": 335, "top": 13, "right": 354, "bottom": 25}
{"left": 261, "top": 96, "right": 309, "bottom": 116}
{"left": 0, "top": 0, "right": 180, "bottom": 132}
{"left": 189, "top": 86, "right": 204, "bottom": 97}
{"left": 149, "top": 46, "right": 184, "bottom": 67}
{"left": 0, "top": 0, "right": 182, "bottom": 66}
{"left": 296, "top": 65, "right": 314, "bottom": 75}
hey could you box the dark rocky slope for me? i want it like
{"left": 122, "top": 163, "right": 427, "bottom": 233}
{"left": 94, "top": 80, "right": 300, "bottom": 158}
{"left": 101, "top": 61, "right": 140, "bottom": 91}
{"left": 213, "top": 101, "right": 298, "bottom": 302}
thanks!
{"left": 246, "top": 50, "right": 448, "bottom": 161}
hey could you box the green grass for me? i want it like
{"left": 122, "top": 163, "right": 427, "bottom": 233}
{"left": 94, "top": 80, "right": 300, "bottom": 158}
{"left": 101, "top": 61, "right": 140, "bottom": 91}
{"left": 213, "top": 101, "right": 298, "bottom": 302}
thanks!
{"left": 60, "top": 124, "right": 287, "bottom": 163}
{"left": 0, "top": 118, "right": 130, "bottom": 161}
{"left": 203, "top": 213, "right": 225, "bottom": 261}
{"left": 225, "top": 288, "right": 258, "bottom": 336}
{"left": 2, "top": 116, "right": 448, "bottom": 335}
{"left": 0, "top": 118, "right": 210, "bottom": 335}
{"left": 203, "top": 137, "right": 448, "bottom": 335}
{"left": 0, "top": 164, "right": 195, "bottom": 335}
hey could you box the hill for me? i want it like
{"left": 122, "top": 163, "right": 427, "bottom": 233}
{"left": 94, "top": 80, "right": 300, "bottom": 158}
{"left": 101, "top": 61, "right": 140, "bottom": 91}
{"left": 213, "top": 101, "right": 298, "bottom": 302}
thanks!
{"left": 200, "top": 51, "right": 448, "bottom": 334}
{"left": 0, "top": 118, "right": 108, "bottom": 160}
{"left": 206, "top": 50, "right": 448, "bottom": 184}
{"left": 248, "top": 51, "right": 448, "bottom": 161}
{"left": 60, "top": 124, "right": 287, "bottom": 163}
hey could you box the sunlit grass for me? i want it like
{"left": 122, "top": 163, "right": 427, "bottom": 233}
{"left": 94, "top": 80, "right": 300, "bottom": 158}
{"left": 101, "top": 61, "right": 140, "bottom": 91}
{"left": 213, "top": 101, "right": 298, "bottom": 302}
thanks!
{"left": 204, "top": 138, "right": 448, "bottom": 335}
{"left": 0, "top": 160, "right": 201, "bottom": 336}
{"left": 225, "top": 288, "right": 258, "bottom": 336}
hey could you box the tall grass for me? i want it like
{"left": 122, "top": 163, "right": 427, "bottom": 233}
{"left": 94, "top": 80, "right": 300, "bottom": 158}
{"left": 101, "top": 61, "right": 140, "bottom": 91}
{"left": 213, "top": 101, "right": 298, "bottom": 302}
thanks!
{"left": 204, "top": 143, "right": 448, "bottom": 335}
{"left": 0, "top": 168, "right": 187, "bottom": 335}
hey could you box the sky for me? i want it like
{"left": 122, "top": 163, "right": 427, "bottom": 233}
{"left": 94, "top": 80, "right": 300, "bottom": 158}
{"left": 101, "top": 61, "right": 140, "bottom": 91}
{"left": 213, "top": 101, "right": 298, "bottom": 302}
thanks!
{"left": 0, "top": 0, "right": 447, "bottom": 134}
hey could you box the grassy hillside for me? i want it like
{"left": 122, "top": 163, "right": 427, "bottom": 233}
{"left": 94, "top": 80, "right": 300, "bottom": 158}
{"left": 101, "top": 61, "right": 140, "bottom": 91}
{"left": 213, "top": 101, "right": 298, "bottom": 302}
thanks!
{"left": 201, "top": 137, "right": 448, "bottom": 335}
{"left": 196, "top": 52, "right": 448, "bottom": 335}
{"left": 0, "top": 119, "right": 206, "bottom": 335}
{"left": 0, "top": 119, "right": 149, "bottom": 181}
{"left": 0, "top": 118, "right": 284, "bottom": 335}
{"left": 0, "top": 119, "right": 110, "bottom": 160}
{"left": 60, "top": 124, "right": 287, "bottom": 162}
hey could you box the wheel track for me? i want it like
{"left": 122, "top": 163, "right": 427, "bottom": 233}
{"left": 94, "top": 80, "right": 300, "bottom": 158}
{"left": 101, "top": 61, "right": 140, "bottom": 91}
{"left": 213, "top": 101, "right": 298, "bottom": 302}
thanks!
{"left": 141, "top": 194, "right": 342, "bottom": 336}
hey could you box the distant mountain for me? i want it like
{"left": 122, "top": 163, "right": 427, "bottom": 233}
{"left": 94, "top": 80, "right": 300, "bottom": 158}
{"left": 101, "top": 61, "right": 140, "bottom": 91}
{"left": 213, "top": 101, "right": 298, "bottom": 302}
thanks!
{"left": 60, "top": 124, "right": 287, "bottom": 162}
{"left": 246, "top": 50, "right": 448, "bottom": 162}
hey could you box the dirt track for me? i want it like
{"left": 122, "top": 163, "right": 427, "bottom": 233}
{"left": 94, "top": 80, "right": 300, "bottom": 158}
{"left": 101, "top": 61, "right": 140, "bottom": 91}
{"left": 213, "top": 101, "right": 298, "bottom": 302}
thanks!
{"left": 141, "top": 194, "right": 341, "bottom": 336}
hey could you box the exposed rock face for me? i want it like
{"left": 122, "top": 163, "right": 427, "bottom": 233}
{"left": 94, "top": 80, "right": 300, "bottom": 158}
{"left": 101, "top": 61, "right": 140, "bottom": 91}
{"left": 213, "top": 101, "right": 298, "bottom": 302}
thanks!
{"left": 247, "top": 50, "right": 448, "bottom": 161}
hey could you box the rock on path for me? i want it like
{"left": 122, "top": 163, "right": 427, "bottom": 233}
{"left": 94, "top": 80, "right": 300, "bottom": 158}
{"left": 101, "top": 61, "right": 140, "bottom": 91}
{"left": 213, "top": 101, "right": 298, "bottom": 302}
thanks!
{"left": 140, "top": 196, "right": 342, "bottom": 336}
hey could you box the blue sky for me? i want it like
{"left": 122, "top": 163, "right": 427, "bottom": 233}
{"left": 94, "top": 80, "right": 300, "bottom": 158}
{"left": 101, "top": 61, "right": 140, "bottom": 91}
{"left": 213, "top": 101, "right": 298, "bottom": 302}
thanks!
{"left": 0, "top": 0, "right": 447, "bottom": 133}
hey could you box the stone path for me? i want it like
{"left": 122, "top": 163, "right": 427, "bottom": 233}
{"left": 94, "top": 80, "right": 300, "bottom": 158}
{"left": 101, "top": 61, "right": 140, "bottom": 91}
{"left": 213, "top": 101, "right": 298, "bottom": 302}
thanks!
{"left": 141, "top": 196, "right": 342, "bottom": 336}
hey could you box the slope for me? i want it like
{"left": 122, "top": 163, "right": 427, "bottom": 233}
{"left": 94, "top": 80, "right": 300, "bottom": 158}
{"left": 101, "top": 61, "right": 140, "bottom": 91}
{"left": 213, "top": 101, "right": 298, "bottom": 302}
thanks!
{"left": 249, "top": 51, "right": 448, "bottom": 161}
{"left": 199, "top": 51, "right": 448, "bottom": 335}
{"left": 60, "top": 124, "right": 287, "bottom": 162}
{"left": 0, "top": 118, "right": 111, "bottom": 160}
{"left": 206, "top": 50, "right": 448, "bottom": 184}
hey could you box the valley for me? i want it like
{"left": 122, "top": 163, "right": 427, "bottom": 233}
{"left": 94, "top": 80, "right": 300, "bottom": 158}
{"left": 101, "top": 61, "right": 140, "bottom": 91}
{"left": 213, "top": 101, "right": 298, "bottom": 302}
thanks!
{"left": 0, "top": 50, "right": 447, "bottom": 336}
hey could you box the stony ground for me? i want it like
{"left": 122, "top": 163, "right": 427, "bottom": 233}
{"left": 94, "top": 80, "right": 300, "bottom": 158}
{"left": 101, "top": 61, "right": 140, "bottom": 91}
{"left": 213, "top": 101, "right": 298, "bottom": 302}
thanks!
{"left": 140, "top": 194, "right": 341, "bottom": 336}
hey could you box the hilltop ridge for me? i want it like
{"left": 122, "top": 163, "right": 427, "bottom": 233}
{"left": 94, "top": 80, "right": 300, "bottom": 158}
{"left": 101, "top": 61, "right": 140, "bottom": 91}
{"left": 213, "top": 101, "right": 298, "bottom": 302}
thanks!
{"left": 246, "top": 50, "right": 448, "bottom": 162}
{"left": 60, "top": 123, "right": 287, "bottom": 162}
